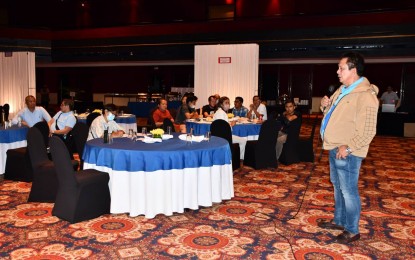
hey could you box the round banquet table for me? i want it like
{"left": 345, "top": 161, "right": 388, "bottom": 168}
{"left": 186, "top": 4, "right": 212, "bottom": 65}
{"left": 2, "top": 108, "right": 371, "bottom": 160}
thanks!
{"left": 83, "top": 134, "right": 233, "bottom": 218}
{"left": 0, "top": 126, "right": 29, "bottom": 174}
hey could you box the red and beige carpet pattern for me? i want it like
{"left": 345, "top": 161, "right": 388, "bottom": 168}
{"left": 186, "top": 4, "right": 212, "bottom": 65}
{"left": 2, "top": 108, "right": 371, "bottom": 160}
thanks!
{"left": 1, "top": 130, "right": 414, "bottom": 259}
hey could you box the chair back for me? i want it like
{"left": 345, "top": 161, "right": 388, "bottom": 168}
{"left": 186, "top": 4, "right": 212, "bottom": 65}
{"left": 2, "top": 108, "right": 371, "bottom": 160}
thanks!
{"left": 71, "top": 122, "right": 89, "bottom": 158}
{"left": 162, "top": 118, "right": 175, "bottom": 132}
{"left": 255, "top": 119, "right": 280, "bottom": 168}
{"left": 148, "top": 108, "right": 157, "bottom": 130}
{"left": 27, "top": 127, "right": 49, "bottom": 168}
{"left": 3, "top": 104, "right": 10, "bottom": 121}
{"left": 86, "top": 112, "right": 100, "bottom": 127}
{"left": 279, "top": 115, "right": 302, "bottom": 165}
{"left": 33, "top": 121, "right": 50, "bottom": 147}
{"left": 210, "top": 119, "right": 233, "bottom": 147}
{"left": 49, "top": 136, "right": 78, "bottom": 186}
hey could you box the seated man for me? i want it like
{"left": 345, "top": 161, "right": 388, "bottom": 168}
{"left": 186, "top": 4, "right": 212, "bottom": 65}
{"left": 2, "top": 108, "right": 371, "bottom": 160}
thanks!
{"left": 12, "top": 95, "right": 51, "bottom": 127}
{"left": 175, "top": 95, "right": 199, "bottom": 133}
{"left": 153, "top": 98, "right": 174, "bottom": 128}
{"left": 213, "top": 96, "right": 247, "bottom": 160}
{"left": 87, "top": 105, "right": 125, "bottom": 141}
{"left": 276, "top": 99, "right": 301, "bottom": 159}
{"left": 48, "top": 99, "right": 77, "bottom": 157}
{"left": 202, "top": 95, "right": 217, "bottom": 118}
{"left": 231, "top": 96, "right": 248, "bottom": 117}
{"left": 247, "top": 95, "right": 267, "bottom": 121}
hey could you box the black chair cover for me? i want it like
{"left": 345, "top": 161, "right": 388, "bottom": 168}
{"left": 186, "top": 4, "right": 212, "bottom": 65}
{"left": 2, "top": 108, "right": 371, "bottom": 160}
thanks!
{"left": 71, "top": 122, "right": 89, "bottom": 170}
{"left": 210, "top": 119, "right": 240, "bottom": 171}
{"left": 27, "top": 127, "right": 58, "bottom": 202}
{"left": 86, "top": 112, "right": 100, "bottom": 127}
{"left": 49, "top": 136, "right": 111, "bottom": 223}
{"left": 3, "top": 104, "right": 10, "bottom": 121}
{"left": 297, "top": 116, "right": 319, "bottom": 162}
{"left": 244, "top": 119, "right": 280, "bottom": 170}
{"left": 4, "top": 147, "right": 32, "bottom": 182}
{"left": 33, "top": 121, "right": 50, "bottom": 147}
{"left": 279, "top": 115, "right": 302, "bottom": 165}
{"left": 162, "top": 118, "right": 175, "bottom": 132}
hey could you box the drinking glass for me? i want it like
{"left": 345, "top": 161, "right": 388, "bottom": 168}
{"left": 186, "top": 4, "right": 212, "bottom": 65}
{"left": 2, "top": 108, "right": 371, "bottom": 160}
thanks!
{"left": 128, "top": 129, "right": 133, "bottom": 139}
{"left": 167, "top": 126, "right": 172, "bottom": 135}
{"left": 204, "top": 131, "right": 211, "bottom": 141}
{"left": 142, "top": 127, "right": 147, "bottom": 135}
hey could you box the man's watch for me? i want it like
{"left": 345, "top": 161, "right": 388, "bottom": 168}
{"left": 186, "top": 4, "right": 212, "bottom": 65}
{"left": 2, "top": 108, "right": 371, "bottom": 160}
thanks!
{"left": 346, "top": 146, "right": 352, "bottom": 154}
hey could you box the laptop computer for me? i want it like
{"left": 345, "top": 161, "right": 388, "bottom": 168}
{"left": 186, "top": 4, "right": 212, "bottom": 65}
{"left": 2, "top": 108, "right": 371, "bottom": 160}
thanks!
{"left": 382, "top": 104, "right": 395, "bottom": 113}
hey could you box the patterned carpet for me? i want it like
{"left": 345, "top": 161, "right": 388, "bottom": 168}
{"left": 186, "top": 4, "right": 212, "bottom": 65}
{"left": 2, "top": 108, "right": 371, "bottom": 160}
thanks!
{"left": 1, "top": 121, "right": 415, "bottom": 259}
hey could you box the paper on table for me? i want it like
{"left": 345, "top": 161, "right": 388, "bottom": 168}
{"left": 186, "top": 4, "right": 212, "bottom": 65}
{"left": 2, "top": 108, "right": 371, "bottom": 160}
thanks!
{"left": 178, "top": 134, "right": 204, "bottom": 142}
{"left": 162, "top": 134, "right": 173, "bottom": 140}
{"left": 142, "top": 136, "right": 162, "bottom": 143}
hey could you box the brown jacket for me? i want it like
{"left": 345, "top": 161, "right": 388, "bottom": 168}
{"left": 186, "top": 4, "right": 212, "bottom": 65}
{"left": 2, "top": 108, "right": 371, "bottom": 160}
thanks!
{"left": 321, "top": 77, "right": 379, "bottom": 158}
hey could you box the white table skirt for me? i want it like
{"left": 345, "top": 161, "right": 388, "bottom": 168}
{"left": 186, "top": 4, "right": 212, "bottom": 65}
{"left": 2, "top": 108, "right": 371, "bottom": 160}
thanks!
{"left": 84, "top": 162, "right": 234, "bottom": 218}
{"left": 0, "top": 140, "right": 27, "bottom": 175}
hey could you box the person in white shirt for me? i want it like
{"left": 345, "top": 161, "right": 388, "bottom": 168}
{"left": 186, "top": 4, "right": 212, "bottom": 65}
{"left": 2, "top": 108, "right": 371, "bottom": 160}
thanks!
{"left": 247, "top": 95, "right": 267, "bottom": 121}
{"left": 380, "top": 86, "right": 400, "bottom": 108}
{"left": 213, "top": 96, "right": 247, "bottom": 160}
{"left": 87, "top": 105, "right": 125, "bottom": 141}
{"left": 12, "top": 95, "right": 51, "bottom": 127}
{"left": 49, "top": 99, "right": 76, "bottom": 137}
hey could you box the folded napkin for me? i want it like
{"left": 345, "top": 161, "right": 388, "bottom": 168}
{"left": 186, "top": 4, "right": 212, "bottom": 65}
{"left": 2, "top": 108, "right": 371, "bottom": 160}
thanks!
{"left": 142, "top": 136, "right": 162, "bottom": 143}
{"left": 162, "top": 134, "right": 173, "bottom": 140}
{"left": 178, "top": 134, "right": 204, "bottom": 142}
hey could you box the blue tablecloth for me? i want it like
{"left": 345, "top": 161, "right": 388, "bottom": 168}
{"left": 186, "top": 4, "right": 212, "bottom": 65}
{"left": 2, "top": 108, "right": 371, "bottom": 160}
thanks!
{"left": 186, "top": 121, "right": 262, "bottom": 138}
{"left": 83, "top": 134, "right": 231, "bottom": 172}
{"left": 0, "top": 126, "right": 29, "bottom": 143}
{"left": 128, "top": 101, "right": 181, "bottom": 117}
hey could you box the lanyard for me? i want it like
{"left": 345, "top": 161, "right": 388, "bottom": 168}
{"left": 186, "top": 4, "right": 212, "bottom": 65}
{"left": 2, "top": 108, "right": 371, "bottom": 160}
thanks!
{"left": 320, "top": 77, "right": 364, "bottom": 138}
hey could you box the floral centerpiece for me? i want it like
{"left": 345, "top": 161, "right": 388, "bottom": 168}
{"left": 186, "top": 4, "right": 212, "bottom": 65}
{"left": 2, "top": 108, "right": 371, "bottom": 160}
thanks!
{"left": 150, "top": 128, "right": 164, "bottom": 139}
{"left": 227, "top": 113, "right": 234, "bottom": 119}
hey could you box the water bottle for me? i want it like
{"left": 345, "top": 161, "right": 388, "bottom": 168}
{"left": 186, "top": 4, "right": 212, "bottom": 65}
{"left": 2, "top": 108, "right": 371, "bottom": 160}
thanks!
{"left": 17, "top": 117, "right": 22, "bottom": 127}
{"left": 103, "top": 129, "right": 109, "bottom": 143}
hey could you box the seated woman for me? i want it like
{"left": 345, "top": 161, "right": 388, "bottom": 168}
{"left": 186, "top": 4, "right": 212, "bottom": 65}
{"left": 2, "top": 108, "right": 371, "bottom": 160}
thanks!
{"left": 87, "top": 105, "right": 125, "bottom": 141}
{"left": 175, "top": 95, "right": 199, "bottom": 133}
{"left": 276, "top": 99, "right": 301, "bottom": 159}
{"left": 213, "top": 96, "right": 247, "bottom": 160}
{"left": 153, "top": 98, "right": 174, "bottom": 128}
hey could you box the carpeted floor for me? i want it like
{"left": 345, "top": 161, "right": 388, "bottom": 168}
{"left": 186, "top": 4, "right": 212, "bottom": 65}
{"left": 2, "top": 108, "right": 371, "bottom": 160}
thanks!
{"left": 1, "top": 120, "right": 415, "bottom": 259}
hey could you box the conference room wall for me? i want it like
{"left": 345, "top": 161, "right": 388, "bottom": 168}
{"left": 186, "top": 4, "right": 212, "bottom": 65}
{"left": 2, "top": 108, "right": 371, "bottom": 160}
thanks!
{"left": 35, "top": 62, "right": 406, "bottom": 108}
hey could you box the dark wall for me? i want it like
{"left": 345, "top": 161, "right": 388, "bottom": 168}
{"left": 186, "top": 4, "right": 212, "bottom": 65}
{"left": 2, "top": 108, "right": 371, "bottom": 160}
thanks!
{"left": 37, "top": 62, "right": 411, "bottom": 110}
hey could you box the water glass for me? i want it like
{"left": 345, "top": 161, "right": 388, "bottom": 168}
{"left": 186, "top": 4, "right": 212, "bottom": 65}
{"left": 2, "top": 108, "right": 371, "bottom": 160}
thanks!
{"left": 142, "top": 127, "right": 147, "bottom": 135}
{"left": 204, "top": 131, "right": 211, "bottom": 141}
{"left": 120, "top": 110, "right": 124, "bottom": 116}
{"left": 129, "top": 129, "right": 133, "bottom": 138}
{"left": 167, "top": 126, "right": 172, "bottom": 135}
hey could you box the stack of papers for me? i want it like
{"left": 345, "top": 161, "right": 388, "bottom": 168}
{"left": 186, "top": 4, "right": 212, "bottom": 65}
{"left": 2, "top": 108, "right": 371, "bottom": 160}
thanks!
{"left": 178, "top": 134, "right": 204, "bottom": 142}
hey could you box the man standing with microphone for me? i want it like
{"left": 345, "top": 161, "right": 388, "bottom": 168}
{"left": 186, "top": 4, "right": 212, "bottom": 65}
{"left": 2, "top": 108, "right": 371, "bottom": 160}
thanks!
{"left": 318, "top": 52, "right": 379, "bottom": 244}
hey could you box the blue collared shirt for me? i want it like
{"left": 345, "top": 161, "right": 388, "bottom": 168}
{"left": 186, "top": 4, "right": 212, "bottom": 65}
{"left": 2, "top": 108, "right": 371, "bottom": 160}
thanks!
{"left": 232, "top": 106, "right": 248, "bottom": 117}
{"left": 12, "top": 106, "right": 52, "bottom": 127}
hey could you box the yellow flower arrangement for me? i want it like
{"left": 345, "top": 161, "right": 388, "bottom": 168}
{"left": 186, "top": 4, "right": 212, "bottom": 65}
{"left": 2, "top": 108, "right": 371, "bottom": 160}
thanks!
{"left": 227, "top": 113, "right": 234, "bottom": 119}
{"left": 150, "top": 128, "right": 164, "bottom": 138}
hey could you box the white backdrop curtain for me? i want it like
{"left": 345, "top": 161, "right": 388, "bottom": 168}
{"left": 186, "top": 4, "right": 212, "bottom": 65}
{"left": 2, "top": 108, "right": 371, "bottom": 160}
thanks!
{"left": 0, "top": 52, "right": 36, "bottom": 118}
{"left": 194, "top": 44, "right": 259, "bottom": 111}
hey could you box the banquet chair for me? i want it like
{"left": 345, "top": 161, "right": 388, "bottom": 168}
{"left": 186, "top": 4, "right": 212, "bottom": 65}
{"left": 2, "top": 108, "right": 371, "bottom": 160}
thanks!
{"left": 279, "top": 115, "right": 302, "bottom": 165}
{"left": 3, "top": 104, "right": 10, "bottom": 121}
{"left": 71, "top": 122, "right": 89, "bottom": 170}
{"left": 297, "top": 116, "right": 318, "bottom": 163}
{"left": 86, "top": 112, "right": 100, "bottom": 127}
{"left": 162, "top": 118, "right": 175, "bottom": 133}
{"left": 4, "top": 146, "right": 33, "bottom": 182}
{"left": 0, "top": 105, "right": 3, "bottom": 124}
{"left": 33, "top": 121, "right": 50, "bottom": 147}
{"left": 27, "top": 127, "right": 58, "bottom": 202}
{"left": 210, "top": 119, "right": 240, "bottom": 171}
{"left": 49, "top": 136, "right": 111, "bottom": 223}
{"left": 243, "top": 119, "right": 279, "bottom": 170}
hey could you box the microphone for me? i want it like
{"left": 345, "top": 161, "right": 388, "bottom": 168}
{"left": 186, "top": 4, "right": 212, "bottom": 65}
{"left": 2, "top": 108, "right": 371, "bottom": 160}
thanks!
{"left": 323, "top": 84, "right": 337, "bottom": 112}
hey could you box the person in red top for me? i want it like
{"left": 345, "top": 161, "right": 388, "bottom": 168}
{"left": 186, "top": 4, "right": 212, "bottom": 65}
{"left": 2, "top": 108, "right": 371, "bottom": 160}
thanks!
{"left": 153, "top": 98, "right": 174, "bottom": 128}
